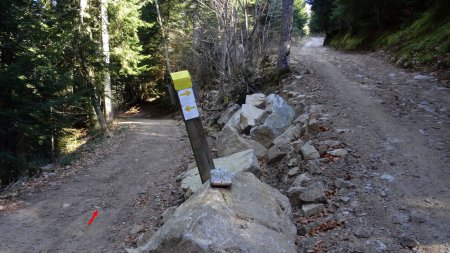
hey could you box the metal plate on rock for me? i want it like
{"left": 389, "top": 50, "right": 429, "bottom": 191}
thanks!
{"left": 210, "top": 168, "right": 232, "bottom": 188}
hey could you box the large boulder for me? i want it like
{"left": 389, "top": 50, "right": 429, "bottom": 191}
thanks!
{"left": 216, "top": 125, "right": 267, "bottom": 159}
{"left": 217, "top": 104, "right": 240, "bottom": 126}
{"left": 136, "top": 172, "right": 297, "bottom": 253}
{"left": 250, "top": 94, "right": 295, "bottom": 147}
{"left": 181, "top": 149, "right": 261, "bottom": 197}
{"left": 223, "top": 108, "right": 242, "bottom": 130}
{"left": 240, "top": 104, "right": 265, "bottom": 131}
{"left": 245, "top": 93, "right": 266, "bottom": 108}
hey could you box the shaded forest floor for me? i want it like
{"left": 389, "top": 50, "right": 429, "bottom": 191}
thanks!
{"left": 0, "top": 106, "right": 193, "bottom": 252}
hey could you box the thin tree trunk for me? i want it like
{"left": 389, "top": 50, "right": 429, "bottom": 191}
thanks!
{"left": 79, "top": 53, "right": 112, "bottom": 137}
{"left": 192, "top": 0, "right": 202, "bottom": 99}
{"left": 277, "top": 0, "right": 294, "bottom": 75}
{"left": 155, "top": 0, "right": 177, "bottom": 105}
{"left": 79, "top": 0, "right": 111, "bottom": 137}
{"left": 219, "top": 0, "right": 228, "bottom": 97}
{"left": 100, "top": 0, "right": 113, "bottom": 122}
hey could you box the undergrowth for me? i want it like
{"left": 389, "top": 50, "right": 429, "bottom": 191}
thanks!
{"left": 327, "top": 3, "right": 450, "bottom": 69}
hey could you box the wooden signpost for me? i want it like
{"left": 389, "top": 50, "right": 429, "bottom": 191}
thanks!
{"left": 170, "top": 71, "right": 214, "bottom": 183}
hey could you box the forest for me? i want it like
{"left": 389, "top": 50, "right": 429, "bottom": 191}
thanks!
{"left": 1, "top": 0, "right": 449, "bottom": 187}
{"left": 308, "top": 0, "right": 450, "bottom": 68}
{"left": 0, "top": 0, "right": 309, "bottom": 187}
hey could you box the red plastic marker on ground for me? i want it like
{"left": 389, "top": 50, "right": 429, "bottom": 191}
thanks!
{"left": 88, "top": 210, "right": 99, "bottom": 225}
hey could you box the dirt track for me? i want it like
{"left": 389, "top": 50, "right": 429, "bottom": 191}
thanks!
{"left": 290, "top": 37, "right": 450, "bottom": 252}
{"left": 0, "top": 118, "right": 191, "bottom": 252}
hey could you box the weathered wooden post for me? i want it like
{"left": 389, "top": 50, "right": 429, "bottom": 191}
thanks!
{"left": 170, "top": 70, "right": 214, "bottom": 183}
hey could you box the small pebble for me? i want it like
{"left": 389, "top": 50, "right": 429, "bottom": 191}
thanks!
{"left": 339, "top": 196, "right": 351, "bottom": 204}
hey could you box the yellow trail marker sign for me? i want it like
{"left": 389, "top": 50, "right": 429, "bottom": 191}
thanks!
{"left": 170, "top": 70, "right": 199, "bottom": 120}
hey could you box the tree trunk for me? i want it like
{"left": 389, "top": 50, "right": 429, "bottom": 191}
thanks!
{"left": 219, "top": 0, "right": 229, "bottom": 97}
{"left": 79, "top": 53, "right": 112, "bottom": 137}
{"left": 79, "top": 0, "right": 111, "bottom": 137}
{"left": 100, "top": 0, "right": 113, "bottom": 122}
{"left": 155, "top": 0, "right": 177, "bottom": 105}
{"left": 192, "top": 0, "right": 202, "bottom": 99}
{"left": 277, "top": 0, "right": 294, "bottom": 75}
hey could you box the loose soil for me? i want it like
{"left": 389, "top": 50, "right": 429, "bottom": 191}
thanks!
{"left": 278, "top": 37, "right": 450, "bottom": 252}
{"left": 0, "top": 108, "right": 192, "bottom": 252}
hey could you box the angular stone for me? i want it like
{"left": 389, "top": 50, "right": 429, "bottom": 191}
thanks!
{"left": 299, "top": 182, "right": 326, "bottom": 203}
{"left": 216, "top": 125, "right": 267, "bottom": 159}
{"left": 292, "top": 173, "right": 311, "bottom": 187}
{"left": 287, "top": 186, "right": 304, "bottom": 207}
{"left": 264, "top": 95, "right": 295, "bottom": 129}
{"left": 303, "top": 160, "right": 321, "bottom": 174}
{"left": 339, "top": 196, "right": 350, "bottom": 204}
{"left": 223, "top": 108, "right": 242, "bottom": 130}
{"left": 309, "top": 105, "right": 324, "bottom": 115}
{"left": 300, "top": 143, "right": 320, "bottom": 160}
{"left": 136, "top": 173, "right": 297, "bottom": 253}
{"left": 245, "top": 93, "right": 266, "bottom": 108}
{"left": 297, "top": 217, "right": 332, "bottom": 236}
{"left": 287, "top": 157, "right": 299, "bottom": 167}
{"left": 217, "top": 104, "right": 240, "bottom": 126}
{"left": 302, "top": 204, "right": 325, "bottom": 216}
{"left": 301, "top": 118, "right": 321, "bottom": 136}
{"left": 294, "top": 114, "right": 309, "bottom": 125}
{"left": 354, "top": 227, "right": 372, "bottom": 238}
{"left": 399, "top": 236, "right": 419, "bottom": 248}
{"left": 272, "top": 124, "right": 302, "bottom": 146}
{"left": 380, "top": 174, "right": 395, "bottom": 182}
{"left": 181, "top": 149, "right": 261, "bottom": 197}
{"left": 409, "top": 210, "right": 426, "bottom": 223}
{"left": 413, "top": 74, "right": 434, "bottom": 81}
{"left": 131, "top": 224, "right": 145, "bottom": 234}
{"left": 287, "top": 167, "right": 300, "bottom": 177}
{"left": 40, "top": 163, "right": 56, "bottom": 172}
{"left": 334, "top": 178, "right": 355, "bottom": 189}
{"left": 291, "top": 140, "right": 305, "bottom": 154}
{"left": 292, "top": 101, "right": 306, "bottom": 117}
{"left": 249, "top": 125, "right": 276, "bottom": 147}
{"left": 240, "top": 104, "right": 265, "bottom": 131}
{"left": 267, "top": 144, "right": 289, "bottom": 164}
{"left": 328, "top": 149, "right": 348, "bottom": 157}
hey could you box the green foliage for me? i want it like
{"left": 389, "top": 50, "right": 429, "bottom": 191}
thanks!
{"left": 109, "top": 0, "right": 152, "bottom": 76}
{"left": 293, "top": 0, "right": 309, "bottom": 35}
{"left": 328, "top": 33, "right": 363, "bottom": 50}
{"left": 308, "top": 0, "right": 450, "bottom": 68}
{"left": 380, "top": 1, "right": 450, "bottom": 67}
{"left": 307, "top": 0, "right": 333, "bottom": 33}
{"left": 0, "top": 0, "right": 158, "bottom": 186}
{"left": 0, "top": 0, "right": 88, "bottom": 185}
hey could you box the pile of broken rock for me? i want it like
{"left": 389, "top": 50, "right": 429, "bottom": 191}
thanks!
{"left": 129, "top": 93, "right": 348, "bottom": 253}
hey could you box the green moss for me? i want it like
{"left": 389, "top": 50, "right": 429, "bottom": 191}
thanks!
{"left": 329, "top": 4, "right": 450, "bottom": 69}
{"left": 328, "top": 33, "right": 364, "bottom": 50}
